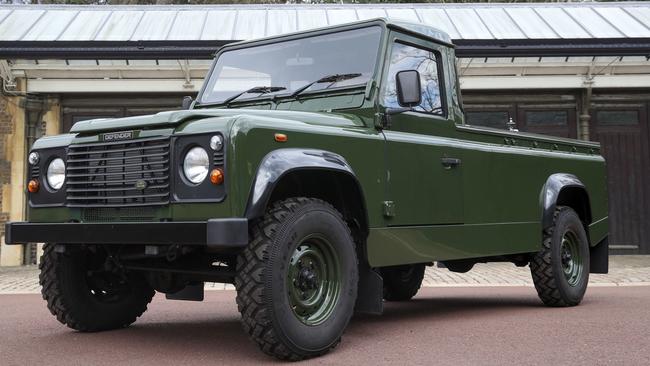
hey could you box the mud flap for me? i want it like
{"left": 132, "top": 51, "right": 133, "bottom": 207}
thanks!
{"left": 355, "top": 261, "right": 383, "bottom": 315}
{"left": 590, "top": 237, "right": 609, "bottom": 274}
{"left": 166, "top": 282, "right": 205, "bottom": 301}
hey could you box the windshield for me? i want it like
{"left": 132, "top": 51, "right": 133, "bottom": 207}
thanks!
{"left": 199, "top": 26, "right": 383, "bottom": 104}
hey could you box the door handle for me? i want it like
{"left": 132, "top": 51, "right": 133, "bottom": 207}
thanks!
{"left": 441, "top": 157, "right": 461, "bottom": 169}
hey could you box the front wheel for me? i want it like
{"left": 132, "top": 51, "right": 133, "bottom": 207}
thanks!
{"left": 235, "top": 198, "right": 358, "bottom": 361}
{"left": 39, "top": 244, "right": 155, "bottom": 331}
{"left": 530, "top": 206, "right": 590, "bottom": 307}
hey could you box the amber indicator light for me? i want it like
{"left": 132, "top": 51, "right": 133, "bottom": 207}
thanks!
{"left": 28, "top": 179, "right": 40, "bottom": 193}
{"left": 210, "top": 168, "right": 224, "bottom": 185}
{"left": 274, "top": 133, "right": 288, "bottom": 142}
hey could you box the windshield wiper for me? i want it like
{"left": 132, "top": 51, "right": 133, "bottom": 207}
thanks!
{"left": 290, "top": 73, "right": 363, "bottom": 98}
{"left": 222, "top": 86, "right": 287, "bottom": 105}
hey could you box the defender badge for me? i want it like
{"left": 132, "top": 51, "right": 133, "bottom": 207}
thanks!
{"left": 101, "top": 131, "right": 134, "bottom": 142}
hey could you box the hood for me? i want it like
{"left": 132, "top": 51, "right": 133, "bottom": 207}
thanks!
{"left": 70, "top": 109, "right": 367, "bottom": 134}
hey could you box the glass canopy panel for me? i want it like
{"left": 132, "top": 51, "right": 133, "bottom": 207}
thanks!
{"left": 22, "top": 10, "right": 78, "bottom": 41}
{"left": 415, "top": 9, "right": 460, "bottom": 39}
{"left": 168, "top": 11, "right": 208, "bottom": 40}
{"left": 59, "top": 10, "right": 110, "bottom": 41}
{"left": 95, "top": 11, "right": 144, "bottom": 41}
{"left": 446, "top": 9, "right": 492, "bottom": 39}
{"left": 233, "top": 10, "right": 267, "bottom": 40}
{"left": 202, "top": 10, "right": 236, "bottom": 40}
{"left": 297, "top": 10, "right": 329, "bottom": 31}
{"left": 623, "top": 8, "right": 650, "bottom": 35}
{"left": 564, "top": 8, "right": 622, "bottom": 38}
{"left": 130, "top": 11, "right": 177, "bottom": 41}
{"left": 595, "top": 8, "right": 649, "bottom": 38}
{"left": 476, "top": 8, "right": 525, "bottom": 39}
{"left": 385, "top": 8, "right": 420, "bottom": 23}
{"left": 267, "top": 10, "right": 298, "bottom": 37}
{"left": 505, "top": 8, "right": 557, "bottom": 39}
{"left": 326, "top": 9, "right": 358, "bottom": 26}
{"left": 356, "top": 8, "right": 387, "bottom": 21}
{"left": 535, "top": 8, "right": 591, "bottom": 38}
{"left": 0, "top": 9, "right": 11, "bottom": 24}
{"left": 0, "top": 10, "right": 45, "bottom": 41}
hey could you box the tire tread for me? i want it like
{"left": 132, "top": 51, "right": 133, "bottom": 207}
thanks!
{"left": 234, "top": 197, "right": 349, "bottom": 361}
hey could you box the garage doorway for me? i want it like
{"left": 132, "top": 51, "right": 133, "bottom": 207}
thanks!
{"left": 61, "top": 94, "right": 189, "bottom": 133}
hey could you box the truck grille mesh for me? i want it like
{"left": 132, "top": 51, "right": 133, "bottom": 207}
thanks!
{"left": 66, "top": 136, "right": 170, "bottom": 207}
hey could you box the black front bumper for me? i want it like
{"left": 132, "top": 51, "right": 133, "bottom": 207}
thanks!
{"left": 4, "top": 219, "right": 249, "bottom": 249}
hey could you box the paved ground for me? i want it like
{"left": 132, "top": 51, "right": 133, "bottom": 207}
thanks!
{"left": 1, "top": 286, "right": 649, "bottom": 365}
{"left": 1, "top": 255, "right": 649, "bottom": 294}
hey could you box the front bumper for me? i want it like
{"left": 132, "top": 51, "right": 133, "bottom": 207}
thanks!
{"left": 4, "top": 219, "right": 249, "bottom": 249}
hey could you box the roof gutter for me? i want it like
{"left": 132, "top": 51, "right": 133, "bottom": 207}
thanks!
{"left": 454, "top": 38, "right": 650, "bottom": 58}
{"left": 0, "top": 38, "right": 649, "bottom": 60}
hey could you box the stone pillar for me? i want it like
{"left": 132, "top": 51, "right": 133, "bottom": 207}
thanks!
{"left": 579, "top": 80, "right": 593, "bottom": 142}
{"left": 0, "top": 85, "right": 27, "bottom": 266}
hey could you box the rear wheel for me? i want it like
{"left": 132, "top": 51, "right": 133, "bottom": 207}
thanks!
{"left": 381, "top": 264, "right": 425, "bottom": 301}
{"left": 530, "top": 206, "right": 590, "bottom": 307}
{"left": 39, "top": 244, "right": 155, "bottom": 332}
{"left": 235, "top": 197, "right": 358, "bottom": 361}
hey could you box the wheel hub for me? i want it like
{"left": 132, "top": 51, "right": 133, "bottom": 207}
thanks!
{"left": 560, "top": 230, "right": 583, "bottom": 287}
{"left": 287, "top": 235, "right": 341, "bottom": 326}
{"left": 297, "top": 267, "right": 319, "bottom": 291}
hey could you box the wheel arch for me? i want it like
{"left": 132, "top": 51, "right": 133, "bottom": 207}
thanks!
{"left": 541, "top": 173, "right": 592, "bottom": 230}
{"left": 244, "top": 148, "right": 369, "bottom": 239}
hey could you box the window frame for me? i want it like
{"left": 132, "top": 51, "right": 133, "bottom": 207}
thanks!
{"left": 380, "top": 37, "right": 448, "bottom": 119}
{"left": 196, "top": 24, "right": 386, "bottom": 107}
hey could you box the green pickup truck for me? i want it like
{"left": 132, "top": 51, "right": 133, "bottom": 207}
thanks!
{"left": 6, "top": 19, "right": 608, "bottom": 360}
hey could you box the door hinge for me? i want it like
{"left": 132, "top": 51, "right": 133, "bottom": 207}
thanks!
{"left": 382, "top": 201, "right": 396, "bottom": 217}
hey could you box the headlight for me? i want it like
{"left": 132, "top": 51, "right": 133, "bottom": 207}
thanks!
{"left": 46, "top": 158, "right": 65, "bottom": 190}
{"left": 183, "top": 147, "right": 209, "bottom": 184}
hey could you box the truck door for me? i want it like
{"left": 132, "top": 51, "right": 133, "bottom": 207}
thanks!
{"left": 381, "top": 40, "right": 464, "bottom": 225}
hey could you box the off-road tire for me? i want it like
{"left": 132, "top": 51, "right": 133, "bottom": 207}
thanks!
{"left": 530, "top": 206, "right": 590, "bottom": 307}
{"left": 235, "top": 197, "right": 358, "bottom": 361}
{"left": 381, "top": 264, "right": 425, "bottom": 301}
{"left": 39, "top": 244, "right": 155, "bottom": 332}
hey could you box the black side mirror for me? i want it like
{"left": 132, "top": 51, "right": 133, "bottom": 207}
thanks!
{"left": 182, "top": 96, "right": 194, "bottom": 110}
{"left": 395, "top": 70, "right": 421, "bottom": 107}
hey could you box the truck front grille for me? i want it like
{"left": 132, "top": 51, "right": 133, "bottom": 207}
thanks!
{"left": 66, "top": 136, "right": 170, "bottom": 207}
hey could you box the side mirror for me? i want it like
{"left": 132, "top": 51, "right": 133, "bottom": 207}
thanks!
{"left": 182, "top": 96, "right": 194, "bottom": 110}
{"left": 395, "top": 70, "right": 421, "bottom": 107}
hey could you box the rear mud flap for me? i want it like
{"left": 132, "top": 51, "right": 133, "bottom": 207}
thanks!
{"left": 355, "top": 261, "right": 383, "bottom": 315}
{"left": 590, "top": 237, "right": 609, "bottom": 274}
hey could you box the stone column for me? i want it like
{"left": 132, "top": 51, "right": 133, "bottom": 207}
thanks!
{"left": 0, "top": 87, "right": 26, "bottom": 266}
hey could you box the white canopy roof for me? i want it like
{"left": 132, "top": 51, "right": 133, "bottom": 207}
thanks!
{"left": 0, "top": 2, "right": 649, "bottom": 42}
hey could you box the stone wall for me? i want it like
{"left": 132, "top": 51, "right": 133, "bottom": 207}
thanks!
{"left": 0, "top": 92, "right": 61, "bottom": 266}
{"left": 0, "top": 96, "right": 14, "bottom": 259}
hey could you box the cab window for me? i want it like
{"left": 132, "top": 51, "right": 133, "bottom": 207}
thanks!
{"left": 383, "top": 42, "right": 444, "bottom": 115}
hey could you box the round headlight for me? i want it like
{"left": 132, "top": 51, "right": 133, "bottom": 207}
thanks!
{"left": 183, "top": 147, "right": 209, "bottom": 184}
{"left": 46, "top": 158, "right": 65, "bottom": 190}
{"left": 28, "top": 151, "right": 40, "bottom": 165}
{"left": 210, "top": 135, "right": 223, "bottom": 151}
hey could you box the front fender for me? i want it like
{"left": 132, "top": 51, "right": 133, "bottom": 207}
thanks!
{"left": 244, "top": 148, "right": 358, "bottom": 219}
{"left": 540, "top": 173, "right": 588, "bottom": 230}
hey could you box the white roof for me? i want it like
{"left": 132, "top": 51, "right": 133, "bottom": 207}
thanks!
{"left": 0, "top": 2, "right": 649, "bottom": 42}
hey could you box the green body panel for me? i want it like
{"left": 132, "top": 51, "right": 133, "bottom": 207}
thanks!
{"left": 26, "top": 19, "right": 608, "bottom": 268}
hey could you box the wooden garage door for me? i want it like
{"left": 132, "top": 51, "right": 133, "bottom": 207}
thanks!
{"left": 590, "top": 101, "right": 650, "bottom": 253}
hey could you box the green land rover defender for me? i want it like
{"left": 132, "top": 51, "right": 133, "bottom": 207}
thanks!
{"left": 5, "top": 19, "right": 608, "bottom": 360}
